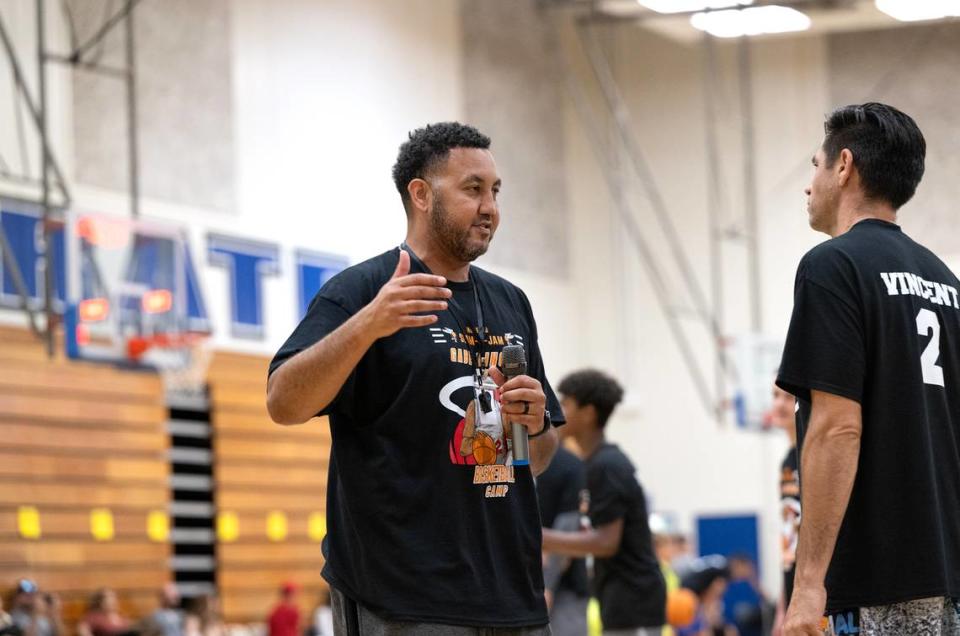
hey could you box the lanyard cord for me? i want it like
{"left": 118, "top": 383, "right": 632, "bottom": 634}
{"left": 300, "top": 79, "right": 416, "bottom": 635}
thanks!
{"left": 399, "top": 244, "right": 487, "bottom": 383}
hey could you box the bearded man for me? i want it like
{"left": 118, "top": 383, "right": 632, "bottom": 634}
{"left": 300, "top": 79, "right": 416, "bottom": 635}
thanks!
{"left": 268, "top": 122, "right": 564, "bottom": 635}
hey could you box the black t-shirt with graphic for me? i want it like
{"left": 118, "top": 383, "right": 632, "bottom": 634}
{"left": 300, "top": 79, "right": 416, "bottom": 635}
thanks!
{"left": 269, "top": 247, "right": 564, "bottom": 628}
{"left": 779, "top": 447, "right": 799, "bottom": 607}
{"left": 587, "top": 443, "right": 666, "bottom": 629}
{"left": 777, "top": 219, "right": 960, "bottom": 610}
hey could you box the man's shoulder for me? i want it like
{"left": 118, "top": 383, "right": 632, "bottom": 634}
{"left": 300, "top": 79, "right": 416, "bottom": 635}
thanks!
{"left": 798, "top": 236, "right": 857, "bottom": 276}
{"left": 901, "top": 236, "right": 960, "bottom": 286}
{"left": 588, "top": 444, "right": 635, "bottom": 477}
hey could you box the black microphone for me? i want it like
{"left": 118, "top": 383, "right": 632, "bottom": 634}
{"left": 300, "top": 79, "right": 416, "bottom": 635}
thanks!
{"left": 501, "top": 344, "right": 529, "bottom": 466}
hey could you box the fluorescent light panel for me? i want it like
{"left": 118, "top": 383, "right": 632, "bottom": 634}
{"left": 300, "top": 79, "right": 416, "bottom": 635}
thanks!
{"left": 638, "top": 0, "right": 752, "bottom": 14}
{"left": 690, "top": 5, "right": 811, "bottom": 38}
{"left": 875, "top": 0, "right": 960, "bottom": 22}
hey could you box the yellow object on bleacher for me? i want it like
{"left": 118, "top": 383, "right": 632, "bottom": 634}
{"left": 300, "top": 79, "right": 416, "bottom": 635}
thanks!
{"left": 217, "top": 511, "right": 239, "bottom": 542}
{"left": 308, "top": 512, "right": 326, "bottom": 542}
{"left": 17, "top": 506, "right": 41, "bottom": 540}
{"left": 90, "top": 508, "right": 114, "bottom": 541}
{"left": 266, "top": 511, "right": 288, "bottom": 542}
{"left": 147, "top": 510, "right": 169, "bottom": 542}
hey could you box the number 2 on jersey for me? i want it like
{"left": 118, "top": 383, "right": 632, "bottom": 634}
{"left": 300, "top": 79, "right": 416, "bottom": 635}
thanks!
{"left": 916, "top": 308, "right": 945, "bottom": 387}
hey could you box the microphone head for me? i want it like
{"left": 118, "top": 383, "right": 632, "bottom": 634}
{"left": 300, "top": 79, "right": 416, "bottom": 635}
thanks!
{"left": 501, "top": 344, "right": 527, "bottom": 378}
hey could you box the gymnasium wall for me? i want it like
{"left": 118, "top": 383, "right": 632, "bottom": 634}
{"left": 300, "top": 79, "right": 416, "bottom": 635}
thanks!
{"left": 2, "top": 0, "right": 959, "bottom": 600}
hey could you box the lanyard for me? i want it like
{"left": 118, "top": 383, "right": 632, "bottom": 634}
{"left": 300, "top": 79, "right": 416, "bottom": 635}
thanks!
{"left": 399, "top": 243, "right": 487, "bottom": 384}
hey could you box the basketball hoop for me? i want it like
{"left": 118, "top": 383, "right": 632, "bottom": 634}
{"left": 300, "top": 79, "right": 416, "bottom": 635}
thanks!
{"left": 126, "top": 332, "right": 212, "bottom": 400}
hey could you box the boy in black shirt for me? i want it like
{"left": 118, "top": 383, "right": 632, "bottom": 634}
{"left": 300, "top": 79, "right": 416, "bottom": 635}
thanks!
{"left": 542, "top": 369, "right": 666, "bottom": 635}
{"left": 778, "top": 103, "right": 960, "bottom": 635}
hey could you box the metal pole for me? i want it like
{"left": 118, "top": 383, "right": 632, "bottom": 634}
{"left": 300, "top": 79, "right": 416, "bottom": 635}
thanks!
{"left": 37, "top": 0, "right": 55, "bottom": 357}
{"left": 45, "top": 52, "right": 127, "bottom": 78}
{"left": 560, "top": 54, "right": 716, "bottom": 415}
{"left": 69, "top": 0, "right": 143, "bottom": 63}
{"left": 703, "top": 33, "right": 726, "bottom": 425}
{"left": 577, "top": 20, "right": 716, "bottom": 330}
{"left": 577, "top": 19, "right": 736, "bottom": 390}
{"left": 574, "top": 18, "right": 735, "bottom": 394}
{"left": 125, "top": 0, "right": 140, "bottom": 219}
{"left": 0, "top": 11, "right": 72, "bottom": 206}
{"left": 738, "top": 37, "right": 762, "bottom": 333}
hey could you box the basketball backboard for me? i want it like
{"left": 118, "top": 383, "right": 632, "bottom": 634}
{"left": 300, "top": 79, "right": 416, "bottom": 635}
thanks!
{"left": 727, "top": 332, "right": 783, "bottom": 431}
{"left": 63, "top": 212, "right": 210, "bottom": 370}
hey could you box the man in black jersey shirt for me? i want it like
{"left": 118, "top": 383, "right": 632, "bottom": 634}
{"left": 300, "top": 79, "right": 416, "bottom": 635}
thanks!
{"left": 267, "top": 123, "right": 564, "bottom": 634}
{"left": 777, "top": 103, "right": 960, "bottom": 635}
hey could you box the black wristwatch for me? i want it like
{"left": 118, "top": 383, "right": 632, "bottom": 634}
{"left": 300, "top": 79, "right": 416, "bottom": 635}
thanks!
{"left": 528, "top": 409, "right": 551, "bottom": 438}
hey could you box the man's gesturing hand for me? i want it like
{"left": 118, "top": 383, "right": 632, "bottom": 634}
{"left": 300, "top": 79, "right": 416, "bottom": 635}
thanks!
{"left": 487, "top": 365, "right": 547, "bottom": 435}
{"left": 361, "top": 250, "right": 452, "bottom": 340}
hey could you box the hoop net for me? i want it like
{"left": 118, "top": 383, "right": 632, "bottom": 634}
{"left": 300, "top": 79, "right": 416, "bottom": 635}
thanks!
{"left": 126, "top": 332, "right": 212, "bottom": 399}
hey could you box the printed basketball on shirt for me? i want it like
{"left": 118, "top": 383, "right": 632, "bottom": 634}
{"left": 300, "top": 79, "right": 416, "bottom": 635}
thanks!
{"left": 269, "top": 247, "right": 565, "bottom": 627}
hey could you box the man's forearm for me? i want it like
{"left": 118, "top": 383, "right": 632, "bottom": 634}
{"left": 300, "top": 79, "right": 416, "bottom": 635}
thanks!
{"left": 529, "top": 427, "right": 558, "bottom": 476}
{"left": 267, "top": 308, "right": 379, "bottom": 424}
{"left": 794, "top": 399, "right": 862, "bottom": 589}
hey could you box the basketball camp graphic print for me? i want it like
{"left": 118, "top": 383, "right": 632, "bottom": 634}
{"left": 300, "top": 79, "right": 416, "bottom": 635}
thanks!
{"left": 431, "top": 324, "right": 524, "bottom": 499}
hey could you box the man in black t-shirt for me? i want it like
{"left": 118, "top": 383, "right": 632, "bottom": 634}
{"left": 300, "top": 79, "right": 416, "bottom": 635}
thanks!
{"left": 777, "top": 103, "right": 960, "bottom": 635}
{"left": 267, "top": 123, "right": 564, "bottom": 634}
{"left": 542, "top": 370, "right": 666, "bottom": 635}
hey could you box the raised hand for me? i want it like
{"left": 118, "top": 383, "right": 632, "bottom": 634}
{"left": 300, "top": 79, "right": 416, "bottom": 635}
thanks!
{"left": 362, "top": 250, "right": 452, "bottom": 340}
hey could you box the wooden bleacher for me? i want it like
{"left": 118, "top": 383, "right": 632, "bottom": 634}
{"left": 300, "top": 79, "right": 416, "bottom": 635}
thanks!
{"left": 0, "top": 325, "right": 170, "bottom": 626}
{"left": 208, "top": 351, "right": 331, "bottom": 624}
{"left": 0, "top": 327, "right": 333, "bottom": 627}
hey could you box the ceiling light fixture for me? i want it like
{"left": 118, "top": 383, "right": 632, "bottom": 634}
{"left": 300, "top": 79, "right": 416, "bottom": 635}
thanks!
{"left": 690, "top": 5, "right": 811, "bottom": 38}
{"left": 875, "top": 0, "right": 960, "bottom": 22}
{"left": 637, "top": 0, "right": 753, "bottom": 14}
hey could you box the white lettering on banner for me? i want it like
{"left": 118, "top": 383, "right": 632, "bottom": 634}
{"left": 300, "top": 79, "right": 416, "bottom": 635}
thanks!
{"left": 879, "top": 272, "right": 960, "bottom": 309}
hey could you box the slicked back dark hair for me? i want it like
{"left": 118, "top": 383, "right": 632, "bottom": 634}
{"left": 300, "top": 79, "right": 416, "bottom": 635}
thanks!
{"left": 557, "top": 369, "right": 624, "bottom": 429}
{"left": 392, "top": 122, "right": 491, "bottom": 212}
{"left": 822, "top": 102, "right": 926, "bottom": 210}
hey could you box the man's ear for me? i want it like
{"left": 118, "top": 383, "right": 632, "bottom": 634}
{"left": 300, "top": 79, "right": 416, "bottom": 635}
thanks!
{"left": 837, "top": 148, "right": 855, "bottom": 188}
{"left": 586, "top": 403, "right": 601, "bottom": 428}
{"left": 407, "top": 178, "right": 432, "bottom": 214}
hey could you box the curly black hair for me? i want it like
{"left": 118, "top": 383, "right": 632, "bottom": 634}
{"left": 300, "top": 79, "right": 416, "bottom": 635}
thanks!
{"left": 391, "top": 122, "right": 491, "bottom": 211}
{"left": 557, "top": 369, "right": 624, "bottom": 429}
{"left": 823, "top": 102, "right": 926, "bottom": 210}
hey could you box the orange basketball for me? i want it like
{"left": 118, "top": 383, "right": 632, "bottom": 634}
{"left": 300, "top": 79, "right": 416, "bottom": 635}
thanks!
{"left": 472, "top": 432, "right": 497, "bottom": 465}
{"left": 666, "top": 588, "right": 698, "bottom": 628}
